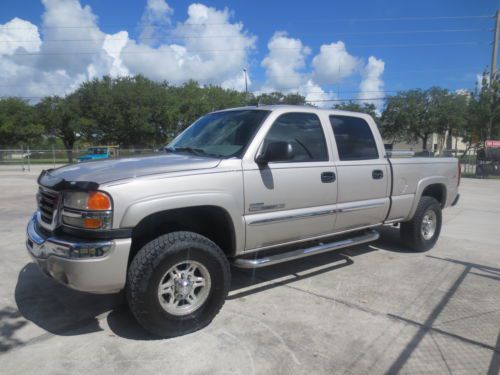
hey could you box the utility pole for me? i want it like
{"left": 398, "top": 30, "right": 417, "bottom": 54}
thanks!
{"left": 491, "top": 9, "right": 499, "bottom": 83}
{"left": 486, "top": 10, "right": 500, "bottom": 139}
{"left": 243, "top": 68, "right": 248, "bottom": 95}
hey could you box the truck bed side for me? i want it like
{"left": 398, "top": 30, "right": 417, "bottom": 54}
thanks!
{"left": 386, "top": 157, "right": 460, "bottom": 222}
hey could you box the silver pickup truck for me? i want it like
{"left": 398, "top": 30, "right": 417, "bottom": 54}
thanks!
{"left": 26, "top": 105, "right": 460, "bottom": 337}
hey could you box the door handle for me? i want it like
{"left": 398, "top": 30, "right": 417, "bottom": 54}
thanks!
{"left": 372, "top": 169, "right": 384, "bottom": 180}
{"left": 321, "top": 171, "right": 336, "bottom": 183}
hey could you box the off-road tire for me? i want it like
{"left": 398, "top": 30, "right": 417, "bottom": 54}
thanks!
{"left": 400, "top": 196, "right": 442, "bottom": 252}
{"left": 126, "top": 231, "right": 230, "bottom": 338}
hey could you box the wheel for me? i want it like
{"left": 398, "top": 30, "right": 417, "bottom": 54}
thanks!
{"left": 400, "top": 197, "right": 442, "bottom": 252}
{"left": 126, "top": 231, "right": 231, "bottom": 338}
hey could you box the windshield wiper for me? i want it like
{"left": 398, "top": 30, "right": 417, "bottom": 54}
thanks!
{"left": 169, "top": 146, "right": 225, "bottom": 158}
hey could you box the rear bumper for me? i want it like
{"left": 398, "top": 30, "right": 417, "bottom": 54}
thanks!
{"left": 26, "top": 215, "right": 131, "bottom": 294}
{"left": 451, "top": 193, "right": 460, "bottom": 207}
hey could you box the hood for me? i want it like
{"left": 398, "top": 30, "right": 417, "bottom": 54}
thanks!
{"left": 40, "top": 153, "right": 222, "bottom": 187}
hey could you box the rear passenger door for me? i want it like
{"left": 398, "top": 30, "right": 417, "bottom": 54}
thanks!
{"left": 329, "top": 115, "right": 390, "bottom": 231}
{"left": 243, "top": 112, "right": 337, "bottom": 250}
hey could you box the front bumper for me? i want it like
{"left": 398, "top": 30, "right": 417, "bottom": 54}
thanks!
{"left": 26, "top": 215, "right": 131, "bottom": 294}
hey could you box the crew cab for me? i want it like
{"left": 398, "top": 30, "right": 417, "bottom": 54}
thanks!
{"left": 26, "top": 106, "right": 460, "bottom": 337}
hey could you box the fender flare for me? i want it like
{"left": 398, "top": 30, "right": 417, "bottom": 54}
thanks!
{"left": 406, "top": 176, "right": 448, "bottom": 220}
{"left": 120, "top": 192, "right": 245, "bottom": 253}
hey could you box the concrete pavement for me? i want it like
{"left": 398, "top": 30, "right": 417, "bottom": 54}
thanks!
{"left": 0, "top": 166, "right": 499, "bottom": 374}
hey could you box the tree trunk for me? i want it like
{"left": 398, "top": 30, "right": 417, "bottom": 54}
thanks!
{"left": 446, "top": 127, "right": 453, "bottom": 151}
{"left": 63, "top": 140, "right": 74, "bottom": 163}
{"left": 422, "top": 134, "right": 429, "bottom": 151}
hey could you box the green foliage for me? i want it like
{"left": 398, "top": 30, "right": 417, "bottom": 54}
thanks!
{"left": 0, "top": 98, "right": 43, "bottom": 146}
{"left": 248, "top": 92, "right": 306, "bottom": 106}
{"left": 465, "top": 71, "right": 500, "bottom": 143}
{"left": 1, "top": 71, "right": 499, "bottom": 162}
{"left": 333, "top": 102, "right": 379, "bottom": 122}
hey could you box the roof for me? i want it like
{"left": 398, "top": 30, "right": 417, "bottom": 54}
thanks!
{"left": 212, "top": 104, "right": 372, "bottom": 118}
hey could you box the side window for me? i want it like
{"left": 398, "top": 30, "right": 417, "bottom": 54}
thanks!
{"left": 329, "top": 115, "right": 379, "bottom": 161}
{"left": 263, "top": 113, "right": 328, "bottom": 162}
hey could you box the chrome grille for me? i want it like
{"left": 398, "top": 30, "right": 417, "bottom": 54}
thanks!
{"left": 37, "top": 187, "right": 60, "bottom": 225}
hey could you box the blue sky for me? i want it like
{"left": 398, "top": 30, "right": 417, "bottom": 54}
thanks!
{"left": 0, "top": 0, "right": 498, "bottom": 105}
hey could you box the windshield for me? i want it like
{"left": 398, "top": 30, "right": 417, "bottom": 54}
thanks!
{"left": 89, "top": 148, "right": 106, "bottom": 155}
{"left": 168, "top": 110, "right": 270, "bottom": 158}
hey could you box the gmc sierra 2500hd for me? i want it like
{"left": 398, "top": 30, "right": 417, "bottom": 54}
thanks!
{"left": 26, "top": 105, "right": 460, "bottom": 337}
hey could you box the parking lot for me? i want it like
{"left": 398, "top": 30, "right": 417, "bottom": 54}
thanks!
{"left": 0, "top": 165, "right": 499, "bottom": 374}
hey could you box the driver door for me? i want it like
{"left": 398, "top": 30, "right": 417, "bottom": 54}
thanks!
{"left": 242, "top": 112, "right": 337, "bottom": 250}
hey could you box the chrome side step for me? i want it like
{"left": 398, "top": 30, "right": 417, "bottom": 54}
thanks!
{"left": 233, "top": 230, "right": 379, "bottom": 269}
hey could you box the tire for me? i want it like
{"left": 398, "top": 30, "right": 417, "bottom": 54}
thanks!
{"left": 400, "top": 196, "right": 442, "bottom": 252}
{"left": 126, "top": 231, "right": 231, "bottom": 338}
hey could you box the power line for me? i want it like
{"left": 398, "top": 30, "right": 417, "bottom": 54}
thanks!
{"left": 5, "top": 41, "right": 484, "bottom": 56}
{"left": 0, "top": 14, "right": 492, "bottom": 30}
{"left": 0, "top": 28, "right": 489, "bottom": 43}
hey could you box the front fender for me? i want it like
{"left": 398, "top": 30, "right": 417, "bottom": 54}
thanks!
{"left": 119, "top": 191, "right": 245, "bottom": 253}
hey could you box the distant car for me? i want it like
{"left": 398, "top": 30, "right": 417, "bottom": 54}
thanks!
{"left": 77, "top": 146, "right": 119, "bottom": 162}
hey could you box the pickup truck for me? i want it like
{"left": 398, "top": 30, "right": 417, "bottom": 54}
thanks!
{"left": 26, "top": 105, "right": 460, "bottom": 337}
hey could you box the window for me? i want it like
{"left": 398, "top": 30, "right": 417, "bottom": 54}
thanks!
{"left": 169, "top": 110, "right": 270, "bottom": 158}
{"left": 330, "top": 115, "right": 379, "bottom": 161}
{"left": 263, "top": 112, "right": 328, "bottom": 162}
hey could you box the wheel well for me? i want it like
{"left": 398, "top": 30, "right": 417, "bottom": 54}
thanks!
{"left": 421, "top": 184, "right": 446, "bottom": 207}
{"left": 129, "top": 206, "right": 236, "bottom": 264}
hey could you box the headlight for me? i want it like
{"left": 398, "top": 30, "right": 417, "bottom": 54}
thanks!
{"left": 62, "top": 191, "right": 113, "bottom": 230}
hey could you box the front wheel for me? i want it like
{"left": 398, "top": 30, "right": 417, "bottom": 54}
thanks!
{"left": 400, "top": 197, "right": 442, "bottom": 252}
{"left": 126, "top": 231, "right": 231, "bottom": 338}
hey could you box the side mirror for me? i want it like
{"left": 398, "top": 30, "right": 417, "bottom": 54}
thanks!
{"left": 256, "top": 141, "right": 294, "bottom": 164}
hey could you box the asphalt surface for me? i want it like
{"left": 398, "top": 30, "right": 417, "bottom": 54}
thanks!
{"left": 0, "top": 165, "right": 499, "bottom": 374}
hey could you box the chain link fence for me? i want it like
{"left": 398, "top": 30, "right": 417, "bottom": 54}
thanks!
{"left": 0, "top": 147, "right": 162, "bottom": 171}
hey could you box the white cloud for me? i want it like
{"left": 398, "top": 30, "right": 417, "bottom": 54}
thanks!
{"left": 221, "top": 70, "right": 251, "bottom": 91}
{"left": 122, "top": 3, "right": 255, "bottom": 86}
{"left": 0, "top": 0, "right": 385, "bottom": 108}
{"left": 312, "top": 41, "right": 360, "bottom": 84}
{"left": 358, "top": 56, "right": 385, "bottom": 108}
{"left": 139, "top": 0, "right": 173, "bottom": 45}
{"left": 299, "top": 80, "right": 335, "bottom": 108}
{"left": 261, "top": 32, "right": 310, "bottom": 91}
{"left": 0, "top": 18, "right": 41, "bottom": 55}
{"left": 0, "top": 0, "right": 255, "bottom": 100}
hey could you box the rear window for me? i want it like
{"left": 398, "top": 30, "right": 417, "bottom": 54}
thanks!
{"left": 329, "top": 115, "right": 379, "bottom": 161}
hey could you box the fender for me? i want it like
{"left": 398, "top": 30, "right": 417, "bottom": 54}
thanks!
{"left": 119, "top": 191, "right": 245, "bottom": 254}
{"left": 406, "top": 176, "right": 448, "bottom": 220}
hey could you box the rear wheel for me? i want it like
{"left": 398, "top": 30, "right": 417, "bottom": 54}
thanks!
{"left": 126, "top": 231, "right": 230, "bottom": 338}
{"left": 401, "top": 197, "right": 442, "bottom": 252}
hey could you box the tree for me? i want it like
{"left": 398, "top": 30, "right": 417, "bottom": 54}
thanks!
{"left": 466, "top": 71, "right": 500, "bottom": 143}
{"left": 248, "top": 92, "right": 306, "bottom": 106}
{"left": 36, "top": 95, "right": 88, "bottom": 163}
{"left": 0, "top": 98, "right": 43, "bottom": 147}
{"left": 382, "top": 90, "right": 432, "bottom": 149}
{"left": 333, "top": 102, "right": 379, "bottom": 122}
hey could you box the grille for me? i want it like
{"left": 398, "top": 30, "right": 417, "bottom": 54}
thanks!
{"left": 37, "top": 187, "right": 60, "bottom": 225}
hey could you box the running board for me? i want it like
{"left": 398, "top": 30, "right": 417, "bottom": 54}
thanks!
{"left": 233, "top": 230, "right": 379, "bottom": 269}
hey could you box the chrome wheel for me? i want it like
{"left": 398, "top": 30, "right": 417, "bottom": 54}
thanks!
{"left": 421, "top": 210, "right": 437, "bottom": 240}
{"left": 157, "top": 260, "right": 211, "bottom": 316}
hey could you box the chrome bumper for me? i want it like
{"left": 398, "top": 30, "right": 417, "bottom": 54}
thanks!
{"left": 26, "top": 214, "right": 131, "bottom": 294}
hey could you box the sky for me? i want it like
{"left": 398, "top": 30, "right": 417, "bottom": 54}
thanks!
{"left": 0, "top": 0, "right": 498, "bottom": 108}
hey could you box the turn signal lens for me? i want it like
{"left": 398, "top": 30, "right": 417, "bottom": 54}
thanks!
{"left": 83, "top": 218, "right": 103, "bottom": 229}
{"left": 87, "top": 191, "right": 112, "bottom": 210}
